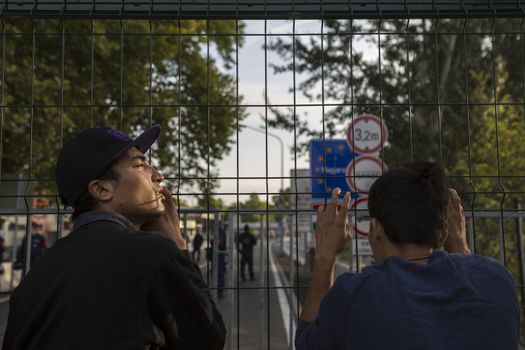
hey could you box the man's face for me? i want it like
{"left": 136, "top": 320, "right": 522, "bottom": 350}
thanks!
{"left": 108, "top": 147, "right": 165, "bottom": 223}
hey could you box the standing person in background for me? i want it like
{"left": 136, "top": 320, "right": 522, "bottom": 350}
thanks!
{"left": 15, "top": 221, "right": 48, "bottom": 272}
{"left": 3, "top": 125, "right": 225, "bottom": 350}
{"left": 192, "top": 228, "right": 204, "bottom": 262}
{"left": 295, "top": 162, "right": 519, "bottom": 350}
{"left": 238, "top": 224, "right": 257, "bottom": 282}
{"left": 217, "top": 223, "right": 227, "bottom": 298}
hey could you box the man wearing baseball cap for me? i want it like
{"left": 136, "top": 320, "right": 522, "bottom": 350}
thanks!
{"left": 2, "top": 125, "right": 226, "bottom": 350}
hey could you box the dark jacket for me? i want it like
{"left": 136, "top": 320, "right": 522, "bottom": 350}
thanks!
{"left": 2, "top": 212, "right": 226, "bottom": 350}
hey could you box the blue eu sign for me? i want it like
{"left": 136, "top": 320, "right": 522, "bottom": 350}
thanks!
{"left": 310, "top": 139, "right": 358, "bottom": 201}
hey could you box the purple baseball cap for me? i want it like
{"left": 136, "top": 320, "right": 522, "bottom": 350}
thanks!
{"left": 55, "top": 124, "right": 161, "bottom": 205}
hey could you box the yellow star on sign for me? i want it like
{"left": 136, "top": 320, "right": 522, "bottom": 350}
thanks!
{"left": 318, "top": 156, "right": 324, "bottom": 162}
{"left": 318, "top": 179, "right": 324, "bottom": 184}
{"left": 326, "top": 147, "right": 332, "bottom": 153}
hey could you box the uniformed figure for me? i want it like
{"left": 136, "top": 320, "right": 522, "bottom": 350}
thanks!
{"left": 237, "top": 224, "right": 257, "bottom": 282}
{"left": 15, "top": 221, "right": 48, "bottom": 273}
{"left": 2, "top": 125, "right": 226, "bottom": 350}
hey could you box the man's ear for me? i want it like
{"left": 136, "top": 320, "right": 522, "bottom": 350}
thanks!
{"left": 87, "top": 179, "right": 115, "bottom": 202}
{"left": 370, "top": 218, "right": 385, "bottom": 241}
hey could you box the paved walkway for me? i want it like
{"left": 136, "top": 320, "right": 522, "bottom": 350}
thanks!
{"left": 200, "top": 238, "right": 291, "bottom": 350}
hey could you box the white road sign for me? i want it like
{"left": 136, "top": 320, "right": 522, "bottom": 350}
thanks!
{"left": 349, "top": 196, "right": 371, "bottom": 237}
{"left": 346, "top": 155, "right": 387, "bottom": 193}
{"left": 291, "top": 169, "right": 313, "bottom": 233}
{"left": 346, "top": 114, "right": 388, "bottom": 154}
{"left": 356, "top": 238, "right": 373, "bottom": 256}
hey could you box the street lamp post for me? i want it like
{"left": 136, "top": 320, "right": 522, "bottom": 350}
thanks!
{"left": 244, "top": 125, "right": 285, "bottom": 253}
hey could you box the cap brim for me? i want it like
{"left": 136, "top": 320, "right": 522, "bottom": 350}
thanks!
{"left": 114, "top": 124, "right": 161, "bottom": 159}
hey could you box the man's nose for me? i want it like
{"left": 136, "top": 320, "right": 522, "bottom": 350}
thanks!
{"left": 152, "top": 167, "right": 164, "bottom": 183}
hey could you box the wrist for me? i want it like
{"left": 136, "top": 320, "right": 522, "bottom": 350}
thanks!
{"left": 314, "top": 254, "right": 337, "bottom": 269}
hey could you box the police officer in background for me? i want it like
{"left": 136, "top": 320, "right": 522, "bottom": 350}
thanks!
{"left": 238, "top": 224, "right": 257, "bottom": 282}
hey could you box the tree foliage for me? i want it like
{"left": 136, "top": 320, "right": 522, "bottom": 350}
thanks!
{"left": 0, "top": 19, "right": 245, "bottom": 197}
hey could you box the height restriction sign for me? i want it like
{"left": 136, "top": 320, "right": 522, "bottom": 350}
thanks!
{"left": 346, "top": 114, "right": 388, "bottom": 154}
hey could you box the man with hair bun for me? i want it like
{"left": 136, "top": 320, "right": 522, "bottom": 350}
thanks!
{"left": 296, "top": 161, "right": 519, "bottom": 350}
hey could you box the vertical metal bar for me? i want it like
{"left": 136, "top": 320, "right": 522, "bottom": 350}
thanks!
{"left": 521, "top": 16, "right": 525, "bottom": 126}
{"left": 288, "top": 203, "right": 294, "bottom": 349}
{"left": 434, "top": 18, "right": 444, "bottom": 166}
{"left": 490, "top": 17, "right": 507, "bottom": 266}
{"left": 515, "top": 202, "right": 525, "bottom": 319}
{"left": 258, "top": 214, "right": 264, "bottom": 350}
{"left": 177, "top": 11, "right": 183, "bottom": 238}
{"left": 206, "top": 7, "right": 211, "bottom": 288}
{"left": 348, "top": 17, "right": 358, "bottom": 272}
{"left": 0, "top": 19, "right": 5, "bottom": 178}
{"left": 56, "top": 19, "right": 65, "bottom": 240}
{"left": 23, "top": 20, "right": 37, "bottom": 275}
{"left": 0, "top": 19, "right": 9, "bottom": 289}
{"left": 212, "top": 213, "right": 219, "bottom": 302}
{"left": 235, "top": 14, "right": 241, "bottom": 350}
{"left": 148, "top": 19, "right": 153, "bottom": 147}
{"left": 498, "top": 216, "right": 504, "bottom": 263}
{"left": 90, "top": 20, "right": 95, "bottom": 127}
{"left": 405, "top": 7, "right": 414, "bottom": 160}
{"left": 119, "top": 19, "right": 124, "bottom": 129}
{"left": 467, "top": 216, "right": 474, "bottom": 250}
{"left": 462, "top": 16, "right": 477, "bottom": 254}
{"left": 227, "top": 211, "right": 234, "bottom": 350}
{"left": 183, "top": 213, "right": 187, "bottom": 241}
{"left": 291, "top": 15, "right": 298, "bottom": 350}
{"left": 262, "top": 4, "right": 271, "bottom": 347}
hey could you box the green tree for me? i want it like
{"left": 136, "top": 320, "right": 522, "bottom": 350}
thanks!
{"left": 230, "top": 193, "right": 271, "bottom": 222}
{"left": 0, "top": 19, "right": 245, "bottom": 200}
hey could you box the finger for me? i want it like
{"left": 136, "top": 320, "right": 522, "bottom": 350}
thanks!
{"left": 327, "top": 188, "right": 341, "bottom": 217}
{"left": 448, "top": 188, "right": 460, "bottom": 204}
{"left": 160, "top": 187, "right": 174, "bottom": 207}
{"left": 338, "top": 191, "right": 351, "bottom": 220}
{"left": 316, "top": 205, "right": 324, "bottom": 226}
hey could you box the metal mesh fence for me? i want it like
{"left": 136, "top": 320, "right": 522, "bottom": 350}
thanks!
{"left": 1, "top": 1, "right": 525, "bottom": 348}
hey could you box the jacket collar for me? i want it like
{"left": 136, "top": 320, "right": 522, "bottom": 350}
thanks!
{"left": 73, "top": 211, "right": 134, "bottom": 232}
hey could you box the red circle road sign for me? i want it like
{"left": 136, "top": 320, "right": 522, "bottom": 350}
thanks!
{"left": 346, "top": 114, "right": 388, "bottom": 154}
{"left": 346, "top": 155, "right": 387, "bottom": 193}
{"left": 350, "top": 197, "right": 370, "bottom": 237}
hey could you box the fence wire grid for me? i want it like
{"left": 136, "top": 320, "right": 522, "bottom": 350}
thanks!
{"left": 1, "top": 1, "right": 525, "bottom": 349}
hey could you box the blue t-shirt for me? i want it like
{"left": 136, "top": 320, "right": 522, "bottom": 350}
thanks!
{"left": 296, "top": 250, "right": 519, "bottom": 350}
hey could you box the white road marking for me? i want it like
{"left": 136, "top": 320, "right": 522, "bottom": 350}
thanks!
{"left": 269, "top": 243, "right": 297, "bottom": 347}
